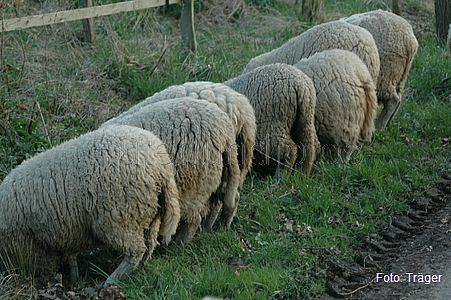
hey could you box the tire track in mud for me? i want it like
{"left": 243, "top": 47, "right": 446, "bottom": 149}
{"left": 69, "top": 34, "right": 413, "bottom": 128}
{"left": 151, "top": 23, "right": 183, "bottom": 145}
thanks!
{"left": 320, "top": 173, "right": 451, "bottom": 299}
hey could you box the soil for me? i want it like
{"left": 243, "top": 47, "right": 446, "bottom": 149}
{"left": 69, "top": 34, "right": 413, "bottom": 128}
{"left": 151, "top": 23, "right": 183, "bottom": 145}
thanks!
{"left": 320, "top": 174, "right": 451, "bottom": 300}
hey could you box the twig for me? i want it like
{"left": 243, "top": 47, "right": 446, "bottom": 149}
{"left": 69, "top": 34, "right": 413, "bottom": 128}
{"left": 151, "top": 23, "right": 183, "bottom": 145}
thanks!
{"left": 241, "top": 279, "right": 252, "bottom": 300}
{"left": 34, "top": 101, "right": 52, "bottom": 147}
{"left": 338, "top": 278, "right": 376, "bottom": 296}
{"left": 253, "top": 148, "right": 299, "bottom": 174}
{"left": 149, "top": 39, "right": 168, "bottom": 78}
{"left": 0, "top": 122, "right": 13, "bottom": 148}
{"left": 1, "top": 13, "right": 11, "bottom": 94}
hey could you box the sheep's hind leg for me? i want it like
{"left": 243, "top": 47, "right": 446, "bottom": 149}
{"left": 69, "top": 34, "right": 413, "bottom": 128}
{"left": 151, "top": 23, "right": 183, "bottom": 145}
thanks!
{"left": 376, "top": 93, "right": 401, "bottom": 130}
{"left": 173, "top": 215, "right": 202, "bottom": 244}
{"left": 216, "top": 191, "right": 240, "bottom": 230}
{"left": 68, "top": 255, "right": 79, "bottom": 284}
{"left": 202, "top": 193, "right": 223, "bottom": 232}
{"left": 216, "top": 145, "right": 241, "bottom": 229}
{"left": 142, "top": 217, "right": 161, "bottom": 263}
{"left": 99, "top": 226, "right": 147, "bottom": 284}
{"left": 105, "top": 253, "right": 143, "bottom": 285}
{"left": 274, "top": 139, "right": 297, "bottom": 178}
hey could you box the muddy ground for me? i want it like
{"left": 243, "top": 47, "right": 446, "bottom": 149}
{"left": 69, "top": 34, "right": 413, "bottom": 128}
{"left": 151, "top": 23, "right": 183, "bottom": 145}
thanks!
{"left": 321, "top": 174, "right": 451, "bottom": 300}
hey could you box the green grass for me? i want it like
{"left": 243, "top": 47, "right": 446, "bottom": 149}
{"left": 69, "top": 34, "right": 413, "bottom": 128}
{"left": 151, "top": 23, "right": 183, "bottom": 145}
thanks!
{"left": 1, "top": 0, "right": 449, "bottom": 298}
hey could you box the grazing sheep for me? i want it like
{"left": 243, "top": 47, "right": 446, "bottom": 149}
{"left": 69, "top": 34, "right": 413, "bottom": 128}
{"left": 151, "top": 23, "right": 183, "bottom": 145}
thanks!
{"left": 224, "top": 63, "right": 320, "bottom": 177}
{"left": 102, "top": 97, "right": 241, "bottom": 243}
{"left": 0, "top": 125, "right": 181, "bottom": 284}
{"left": 103, "top": 82, "right": 256, "bottom": 186}
{"left": 294, "top": 49, "right": 378, "bottom": 160}
{"left": 243, "top": 20, "right": 380, "bottom": 84}
{"left": 342, "top": 9, "right": 419, "bottom": 130}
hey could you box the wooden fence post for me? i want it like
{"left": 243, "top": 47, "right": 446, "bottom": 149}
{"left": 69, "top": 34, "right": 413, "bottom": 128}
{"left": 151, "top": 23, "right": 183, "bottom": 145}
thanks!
{"left": 180, "top": 0, "right": 196, "bottom": 53}
{"left": 81, "top": 0, "right": 95, "bottom": 42}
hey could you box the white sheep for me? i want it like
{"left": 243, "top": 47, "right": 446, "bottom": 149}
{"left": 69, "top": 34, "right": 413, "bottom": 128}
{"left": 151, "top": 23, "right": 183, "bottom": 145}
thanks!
{"left": 342, "top": 9, "right": 419, "bottom": 130}
{"left": 102, "top": 97, "right": 241, "bottom": 243}
{"left": 224, "top": 63, "right": 320, "bottom": 177}
{"left": 103, "top": 81, "right": 256, "bottom": 186}
{"left": 294, "top": 49, "right": 378, "bottom": 160}
{"left": 0, "top": 125, "right": 181, "bottom": 284}
{"left": 243, "top": 20, "right": 380, "bottom": 84}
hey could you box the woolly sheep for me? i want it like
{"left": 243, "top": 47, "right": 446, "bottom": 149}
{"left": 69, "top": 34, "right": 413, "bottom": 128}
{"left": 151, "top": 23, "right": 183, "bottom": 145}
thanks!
{"left": 342, "top": 9, "right": 419, "bottom": 130}
{"left": 101, "top": 97, "right": 241, "bottom": 243}
{"left": 243, "top": 20, "right": 380, "bottom": 84}
{"left": 294, "top": 49, "right": 378, "bottom": 160}
{"left": 224, "top": 63, "right": 320, "bottom": 177}
{"left": 0, "top": 125, "right": 181, "bottom": 284}
{"left": 103, "top": 81, "right": 256, "bottom": 186}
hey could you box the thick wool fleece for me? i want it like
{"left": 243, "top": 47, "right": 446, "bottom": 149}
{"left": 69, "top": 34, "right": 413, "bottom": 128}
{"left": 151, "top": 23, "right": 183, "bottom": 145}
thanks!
{"left": 102, "top": 97, "right": 241, "bottom": 243}
{"left": 225, "top": 63, "right": 319, "bottom": 176}
{"left": 343, "top": 9, "right": 419, "bottom": 130}
{"left": 103, "top": 82, "right": 255, "bottom": 186}
{"left": 0, "top": 125, "right": 180, "bottom": 283}
{"left": 243, "top": 20, "right": 380, "bottom": 85}
{"left": 294, "top": 49, "right": 378, "bottom": 160}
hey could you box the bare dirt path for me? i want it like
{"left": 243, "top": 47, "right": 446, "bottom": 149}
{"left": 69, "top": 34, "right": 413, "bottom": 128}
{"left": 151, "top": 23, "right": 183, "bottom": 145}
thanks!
{"left": 321, "top": 175, "right": 451, "bottom": 300}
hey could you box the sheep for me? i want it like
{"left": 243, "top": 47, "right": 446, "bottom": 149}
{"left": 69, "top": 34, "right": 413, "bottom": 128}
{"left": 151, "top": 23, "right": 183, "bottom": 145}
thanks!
{"left": 342, "top": 9, "right": 419, "bottom": 130}
{"left": 242, "top": 20, "right": 380, "bottom": 84}
{"left": 103, "top": 82, "right": 256, "bottom": 186}
{"left": 224, "top": 63, "right": 320, "bottom": 177}
{"left": 293, "top": 49, "right": 378, "bottom": 160}
{"left": 101, "top": 97, "right": 241, "bottom": 243}
{"left": 0, "top": 125, "right": 181, "bottom": 284}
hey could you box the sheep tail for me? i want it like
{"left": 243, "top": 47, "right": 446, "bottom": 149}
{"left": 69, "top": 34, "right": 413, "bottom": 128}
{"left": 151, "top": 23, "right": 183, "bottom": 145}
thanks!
{"left": 237, "top": 130, "right": 255, "bottom": 186}
{"left": 360, "top": 80, "right": 378, "bottom": 143}
{"left": 158, "top": 176, "right": 181, "bottom": 245}
{"left": 292, "top": 82, "right": 318, "bottom": 175}
{"left": 218, "top": 142, "right": 241, "bottom": 229}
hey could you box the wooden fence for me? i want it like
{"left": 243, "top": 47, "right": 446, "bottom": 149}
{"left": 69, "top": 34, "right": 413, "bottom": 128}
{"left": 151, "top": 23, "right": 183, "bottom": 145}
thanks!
{"left": 1, "top": 0, "right": 197, "bottom": 52}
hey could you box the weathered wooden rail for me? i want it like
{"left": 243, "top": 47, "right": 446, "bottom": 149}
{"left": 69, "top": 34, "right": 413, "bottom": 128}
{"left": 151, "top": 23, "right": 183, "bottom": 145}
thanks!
{"left": 1, "top": 0, "right": 197, "bottom": 52}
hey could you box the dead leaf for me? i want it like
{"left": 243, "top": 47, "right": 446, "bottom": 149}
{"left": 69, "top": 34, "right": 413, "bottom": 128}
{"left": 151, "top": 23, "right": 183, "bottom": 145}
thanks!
{"left": 284, "top": 218, "right": 293, "bottom": 233}
{"left": 296, "top": 223, "right": 313, "bottom": 237}
{"left": 228, "top": 256, "right": 250, "bottom": 270}
{"left": 97, "top": 284, "right": 126, "bottom": 300}
{"left": 240, "top": 236, "right": 253, "bottom": 251}
{"left": 126, "top": 56, "right": 141, "bottom": 67}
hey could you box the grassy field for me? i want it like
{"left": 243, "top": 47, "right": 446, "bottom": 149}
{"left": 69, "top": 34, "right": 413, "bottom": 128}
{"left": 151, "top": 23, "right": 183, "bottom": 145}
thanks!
{"left": 1, "top": 0, "right": 450, "bottom": 299}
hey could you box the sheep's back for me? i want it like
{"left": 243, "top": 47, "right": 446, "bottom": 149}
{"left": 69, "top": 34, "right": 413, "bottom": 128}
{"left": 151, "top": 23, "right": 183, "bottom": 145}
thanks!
{"left": 243, "top": 21, "right": 380, "bottom": 84}
{"left": 294, "top": 49, "right": 377, "bottom": 148}
{"left": 103, "top": 97, "right": 237, "bottom": 221}
{"left": 343, "top": 10, "right": 418, "bottom": 99}
{"left": 226, "top": 63, "right": 315, "bottom": 142}
{"left": 104, "top": 82, "right": 255, "bottom": 185}
{"left": 0, "top": 125, "right": 175, "bottom": 256}
{"left": 225, "top": 63, "right": 319, "bottom": 175}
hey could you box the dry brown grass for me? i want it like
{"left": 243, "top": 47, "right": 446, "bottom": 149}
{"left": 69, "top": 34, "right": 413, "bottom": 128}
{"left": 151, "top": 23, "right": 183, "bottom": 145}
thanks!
{"left": 0, "top": 272, "right": 34, "bottom": 300}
